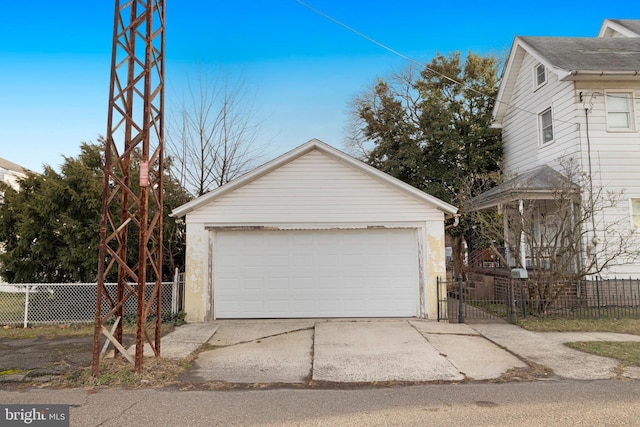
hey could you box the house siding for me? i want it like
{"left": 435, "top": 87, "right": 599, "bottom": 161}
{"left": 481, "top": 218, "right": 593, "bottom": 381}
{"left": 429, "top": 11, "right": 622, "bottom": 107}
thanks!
{"left": 500, "top": 48, "right": 640, "bottom": 278}
{"left": 186, "top": 150, "right": 443, "bottom": 225}
{"left": 574, "top": 82, "right": 640, "bottom": 277}
{"left": 502, "top": 51, "right": 579, "bottom": 175}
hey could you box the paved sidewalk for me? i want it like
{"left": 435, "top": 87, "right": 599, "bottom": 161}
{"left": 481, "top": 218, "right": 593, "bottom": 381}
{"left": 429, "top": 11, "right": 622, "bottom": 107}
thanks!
{"left": 469, "top": 323, "right": 640, "bottom": 380}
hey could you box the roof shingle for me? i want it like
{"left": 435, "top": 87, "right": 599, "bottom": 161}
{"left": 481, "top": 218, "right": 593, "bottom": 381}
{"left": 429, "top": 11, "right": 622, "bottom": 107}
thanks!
{"left": 521, "top": 36, "right": 640, "bottom": 73}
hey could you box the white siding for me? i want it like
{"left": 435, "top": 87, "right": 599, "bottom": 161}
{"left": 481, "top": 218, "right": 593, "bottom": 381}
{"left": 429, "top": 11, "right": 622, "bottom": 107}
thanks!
{"left": 574, "top": 83, "right": 640, "bottom": 196}
{"left": 186, "top": 150, "right": 443, "bottom": 225}
{"left": 574, "top": 82, "right": 640, "bottom": 277}
{"left": 502, "top": 51, "right": 579, "bottom": 175}
{"left": 500, "top": 48, "right": 640, "bottom": 278}
{"left": 1, "top": 169, "right": 26, "bottom": 191}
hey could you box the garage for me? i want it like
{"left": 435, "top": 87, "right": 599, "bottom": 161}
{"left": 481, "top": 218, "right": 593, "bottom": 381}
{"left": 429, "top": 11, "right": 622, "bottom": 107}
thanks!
{"left": 171, "top": 139, "right": 457, "bottom": 321}
{"left": 213, "top": 228, "right": 419, "bottom": 318}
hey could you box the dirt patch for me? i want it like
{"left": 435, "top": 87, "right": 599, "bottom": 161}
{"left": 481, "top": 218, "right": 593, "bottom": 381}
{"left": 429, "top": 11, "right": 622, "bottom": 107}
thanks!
{"left": 0, "top": 335, "right": 94, "bottom": 376}
{"left": 489, "top": 362, "right": 554, "bottom": 383}
{"left": 0, "top": 332, "right": 140, "bottom": 389}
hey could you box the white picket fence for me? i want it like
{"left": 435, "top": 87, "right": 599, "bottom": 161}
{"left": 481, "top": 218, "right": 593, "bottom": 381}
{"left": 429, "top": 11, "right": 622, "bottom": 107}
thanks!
{"left": 0, "top": 281, "right": 182, "bottom": 327}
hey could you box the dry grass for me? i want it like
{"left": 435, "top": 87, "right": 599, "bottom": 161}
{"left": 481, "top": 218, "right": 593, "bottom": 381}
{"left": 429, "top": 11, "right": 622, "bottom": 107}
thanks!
{"left": 0, "top": 323, "right": 175, "bottom": 339}
{"left": 0, "top": 323, "right": 97, "bottom": 339}
{"left": 61, "top": 356, "right": 192, "bottom": 388}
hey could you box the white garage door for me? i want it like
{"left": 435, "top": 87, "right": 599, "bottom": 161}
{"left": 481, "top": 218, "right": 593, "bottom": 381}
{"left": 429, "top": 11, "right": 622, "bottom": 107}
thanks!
{"left": 213, "top": 228, "right": 419, "bottom": 318}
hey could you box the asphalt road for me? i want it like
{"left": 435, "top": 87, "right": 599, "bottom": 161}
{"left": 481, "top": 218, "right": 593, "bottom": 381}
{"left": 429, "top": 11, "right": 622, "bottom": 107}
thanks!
{"left": 2, "top": 380, "right": 639, "bottom": 426}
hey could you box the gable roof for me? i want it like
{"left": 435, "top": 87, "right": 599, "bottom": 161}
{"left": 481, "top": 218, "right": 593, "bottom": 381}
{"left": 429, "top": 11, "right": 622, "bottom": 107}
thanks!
{"left": 0, "top": 157, "right": 29, "bottom": 174}
{"left": 599, "top": 19, "right": 640, "bottom": 38}
{"left": 171, "top": 139, "right": 457, "bottom": 218}
{"left": 520, "top": 37, "right": 640, "bottom": 77}
{"left": 469, "top": 165, "right": 579, "bottom": 211}
{"left": 493, "top": 19, "right": 640, "bottom": 126}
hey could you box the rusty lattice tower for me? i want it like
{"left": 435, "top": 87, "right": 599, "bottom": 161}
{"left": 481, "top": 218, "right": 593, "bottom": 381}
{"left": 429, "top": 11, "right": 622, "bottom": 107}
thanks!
{"left": 92, "top": 0, "right": 165, "bottom": 374}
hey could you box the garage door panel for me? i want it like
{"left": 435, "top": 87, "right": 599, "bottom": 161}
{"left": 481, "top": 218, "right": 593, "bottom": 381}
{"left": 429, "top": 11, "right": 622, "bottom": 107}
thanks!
{"left": 267, "top": 254, "right": 289, "bottom": 267}
{"left": 293, "top": 254, "right": 314, "bottom": 266}
{"left": 265, "top": 277, "right": 287, "bottom": 290}
{"left": 214, "top": 229, "right": 419, "bottom": 318}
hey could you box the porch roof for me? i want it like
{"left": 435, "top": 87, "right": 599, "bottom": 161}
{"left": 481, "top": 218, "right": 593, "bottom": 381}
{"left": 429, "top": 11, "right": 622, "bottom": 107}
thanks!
{"left": 468, "top": 165, "right": 579, "bottom": 211}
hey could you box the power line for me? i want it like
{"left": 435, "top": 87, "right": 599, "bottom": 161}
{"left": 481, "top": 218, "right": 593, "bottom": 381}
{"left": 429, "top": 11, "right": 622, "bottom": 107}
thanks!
{"left": 294, "top": 0, "right": 634, "bottom": 127}
{"left": 293, "top": 0, "right": 482, "bottom": 97}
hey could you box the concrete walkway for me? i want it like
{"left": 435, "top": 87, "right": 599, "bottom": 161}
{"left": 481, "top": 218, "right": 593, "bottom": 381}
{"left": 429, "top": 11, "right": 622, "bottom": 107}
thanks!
{"left": 470, "top": 323, "right": 640, "bottom": 380}
{"left": 160, "top": 319, "right": 640, "bottom": 384}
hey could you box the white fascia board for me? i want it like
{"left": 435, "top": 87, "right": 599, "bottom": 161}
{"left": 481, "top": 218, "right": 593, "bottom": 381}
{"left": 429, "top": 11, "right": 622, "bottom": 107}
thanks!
{"left": 492, "top": 38, "right": 553, "bottom": 125}
{"left": 170, "top": 140, "right": 321, "bottom": 217}
{"left": 170, "top": 138, "right": 458, "bottom": 218}
{"left": 492, "top": 38, "right": 521, "bottom": 125}
{"left": 560, "top": 70, "right": 640, "bottom": 81}
{"left": 598, "top": 19, "right": 640, "bottom": 38}
{"left": 317, "top": 142, "right": 458, "bottom": 216}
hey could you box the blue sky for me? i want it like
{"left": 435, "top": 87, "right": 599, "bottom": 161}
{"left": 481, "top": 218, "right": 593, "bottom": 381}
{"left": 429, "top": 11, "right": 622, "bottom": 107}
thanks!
{"left": 1, "top": 1, "right": 638, "bottom": 173}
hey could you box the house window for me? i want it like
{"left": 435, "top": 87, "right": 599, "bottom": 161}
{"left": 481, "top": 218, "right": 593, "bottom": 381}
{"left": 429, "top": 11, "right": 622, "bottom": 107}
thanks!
{"left": 539, "top": 108, "right": 554, "bottom": 144}
{"left": 606, "top": 92, "right": 634, "bottom": 130}
{"left": 535, "top": 64, "right": 546, "bottom": 89}
{"left": 631, "top": 199, "right": 640, "bottom": 228}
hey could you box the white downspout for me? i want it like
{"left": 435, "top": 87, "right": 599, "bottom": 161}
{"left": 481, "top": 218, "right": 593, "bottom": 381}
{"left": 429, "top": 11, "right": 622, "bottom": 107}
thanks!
{"left": 519, "top": 199, "right": 527, "bottom": 269}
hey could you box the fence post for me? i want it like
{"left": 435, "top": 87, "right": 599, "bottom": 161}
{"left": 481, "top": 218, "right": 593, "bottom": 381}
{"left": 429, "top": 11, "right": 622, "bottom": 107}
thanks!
{"left": 457, "top": 275, "right": 464, "bottom": 324}
{"left": 172, "top": 268, "right": 179, "bottom": 315}
{"left": 23, "top": 286, "right": 30, "bottom": 328}
{"left": 595, "top": 276, "right": 601, "bottom": 319}
{"left": 509, "top": 279, "right": 517, "bottom": 324}
{"left": 519, "top": 278, "right": 527, "bottom": 318}
{"left": 437, "top": 277, "right": 441, "bottom": 322}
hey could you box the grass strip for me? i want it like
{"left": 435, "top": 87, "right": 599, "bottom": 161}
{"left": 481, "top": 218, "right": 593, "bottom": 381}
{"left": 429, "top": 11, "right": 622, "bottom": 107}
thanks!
{"left": 517, "top": 318, "right": 640, "bottom": 335}
{"left": 565, "top": 341, "right": 640, "bottom": 367}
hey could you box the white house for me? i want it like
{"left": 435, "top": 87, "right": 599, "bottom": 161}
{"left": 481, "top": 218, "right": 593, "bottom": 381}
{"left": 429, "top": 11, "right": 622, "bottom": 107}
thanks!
{"left": 171, "top": 139, "right": 457, "bottom": 321}
{"left": 0, "top": 157, "right": 28, "bottom": 194}
{"left": 472, "top": 19, "right": 640, "bottom": 279}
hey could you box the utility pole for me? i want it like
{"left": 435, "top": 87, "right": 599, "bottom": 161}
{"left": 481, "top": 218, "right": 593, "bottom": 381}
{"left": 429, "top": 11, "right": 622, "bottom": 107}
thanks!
{"left": 92, "top": 0, "right": 165, "bottom": 374}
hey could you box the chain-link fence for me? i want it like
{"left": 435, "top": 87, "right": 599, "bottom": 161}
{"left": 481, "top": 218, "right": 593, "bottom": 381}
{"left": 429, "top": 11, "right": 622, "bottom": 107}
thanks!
{"left": 0, "top": 282, "right": 180, "bottom": 327}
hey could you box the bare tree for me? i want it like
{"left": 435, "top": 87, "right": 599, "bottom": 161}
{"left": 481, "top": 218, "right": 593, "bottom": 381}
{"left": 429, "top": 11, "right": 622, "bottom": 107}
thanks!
{"left": 166, "top": 70, "right": 266, "bottom": 197}
{"left": 344, "top": 65, "right": 422, "bottom": 160}
{"left": 470, "top": 159, "right": 640, "bottom": 315}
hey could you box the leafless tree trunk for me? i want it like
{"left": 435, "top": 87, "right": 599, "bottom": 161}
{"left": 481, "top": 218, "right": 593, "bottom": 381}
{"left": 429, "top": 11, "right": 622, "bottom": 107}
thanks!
{"left": 166, "top": 70, "right": 266, "bottom": 197}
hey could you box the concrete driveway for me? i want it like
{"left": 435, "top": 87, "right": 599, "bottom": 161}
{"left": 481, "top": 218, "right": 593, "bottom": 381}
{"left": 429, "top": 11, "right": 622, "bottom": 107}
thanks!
{"left": 162, "top": 319, "right": 640, "bottom": 385}
{"left": 175, "top": 319, "right": 527, "bottom": 384}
